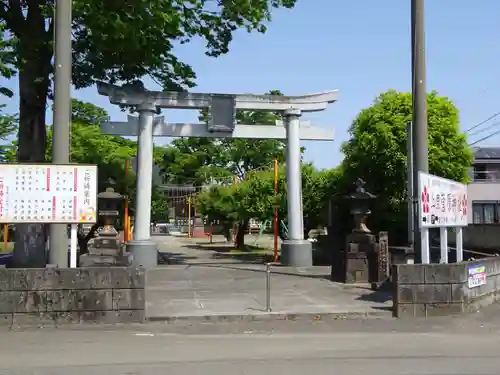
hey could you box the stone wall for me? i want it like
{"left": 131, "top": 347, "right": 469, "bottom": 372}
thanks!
{"left": 393, "top": 257, "right": 500, "bottom": 317}
{"left": 0, "top": 267, "right": 145, "bottom": 326}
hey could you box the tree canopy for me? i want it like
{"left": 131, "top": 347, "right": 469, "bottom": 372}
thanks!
{"left": 1, "top": 0, "right": 297, "bottom": 162}
{"left": 340, "top": 90, "right": 473, "bottom": 242}
{"left": 196, "top": 163, "right": 338, "bottom": 246}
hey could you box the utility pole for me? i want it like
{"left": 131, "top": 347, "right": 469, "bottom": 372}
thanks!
{"left": 411, "top": 0, "right": 429, "bottom": 264}
{"left": 49, "top": 0, "right": 72, "bottom": 267}
{"left": 406, "top": 121, "right": 414, "bottom": 247}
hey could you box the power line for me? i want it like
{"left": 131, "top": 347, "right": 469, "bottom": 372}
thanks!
{"left": 468, "top": 121, "right": 500, "bottom": 137}
{"left": 469, "top": 128, "right": 500, "bottom": 146}
{"left": 465, "top": 112, "right": 500, "bottom": 133}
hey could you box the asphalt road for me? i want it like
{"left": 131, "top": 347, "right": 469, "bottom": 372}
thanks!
{"left": 2, "top": 308, "right": 500, "bottom": 375}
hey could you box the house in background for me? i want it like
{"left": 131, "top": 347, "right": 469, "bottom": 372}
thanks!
{"left": 468, "top": 147, "right": 500, "bottom": 224}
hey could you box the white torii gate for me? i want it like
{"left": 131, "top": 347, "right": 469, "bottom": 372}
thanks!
{"left": 97, "top": 82, "right": 338, "bottom": 268}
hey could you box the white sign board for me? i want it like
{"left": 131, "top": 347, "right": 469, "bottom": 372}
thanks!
{"left": 418, "top": 171, "right": 468, "bottom": 228}
{"left": 468, "top": 264, "right": 486, "bottom": 288}
{"left": 0, "top": 164, "right": 98, "bottom": 224}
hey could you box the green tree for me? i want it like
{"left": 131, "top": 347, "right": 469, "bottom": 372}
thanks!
{"left": 0, "top": 106, "right": 16, "bottom": 161}
{"left": 151, "top": 185, "right": 169, "bottom": 223}
{"left": 197, "top": 170, "right": 278, "bottom": 247}
{"left": 197, "top": 164, "right": 339, "bottom": 247}
{"left": 70, "top": 99, "right": 109, "bottom": 126}
{"left": 340, "top": 90, "right": 473, "bottom": 244}
{"left": 2, "top": 0, "right": 297, "bottom": 267}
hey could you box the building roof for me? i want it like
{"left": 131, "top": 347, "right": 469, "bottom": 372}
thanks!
{"left": 474, "top": 147, "right": 500, "bottom": 160}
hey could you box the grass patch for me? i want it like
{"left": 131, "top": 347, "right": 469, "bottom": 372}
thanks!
{"left": 0, "top": 242, "right": 14, "bottom": 253}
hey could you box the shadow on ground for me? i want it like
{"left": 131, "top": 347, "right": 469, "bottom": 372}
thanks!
{"left": 157, "top": 252, "right": 199, "bottom": 265}
{"left": 350, "top": 285, "right": 393, "bottom": 312}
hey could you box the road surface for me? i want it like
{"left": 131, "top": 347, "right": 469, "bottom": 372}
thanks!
{"left": 1, "top": 310, "right": 500, "bottom": 375}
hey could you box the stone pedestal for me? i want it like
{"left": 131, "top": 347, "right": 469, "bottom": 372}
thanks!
{"left": 80, "top": 228, "right": 128, "bottom": 267}
{"left": 331, "top": 231, "right": 390, "bottom": 284}
{"left": 344, "top": 233, "right": 376, "bottom": 283}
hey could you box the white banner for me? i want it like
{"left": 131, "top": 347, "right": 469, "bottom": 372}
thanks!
{"left": 418, "top": 171, "right": 468, "bottom": 228}
{"left": 0, "top": 164, "right": 98, "bottom": 224}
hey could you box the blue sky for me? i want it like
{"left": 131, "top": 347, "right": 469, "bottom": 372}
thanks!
{"left": 2, "top": 0, "right": 500, "bottom": 169}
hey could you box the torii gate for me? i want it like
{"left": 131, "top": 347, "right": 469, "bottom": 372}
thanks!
{"left": 97, "top": 82, "right": 338, "bottom": 268}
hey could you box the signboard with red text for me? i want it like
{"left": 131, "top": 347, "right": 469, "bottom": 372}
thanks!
{"left": 418, "top": 171, "right": 468, "bottom": 228}
{"left": 0, "top": 164, "right": 97, "bottom": 224}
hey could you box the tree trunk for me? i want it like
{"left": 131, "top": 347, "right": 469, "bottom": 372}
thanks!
{"left": 10, "top": 25, "right": 52, "bottom": 268}
{"left": 77, "top": 224, "right": 99, "bottom": 256}
{"left": 235, "top": 220, "right": 248, "bottom": 249}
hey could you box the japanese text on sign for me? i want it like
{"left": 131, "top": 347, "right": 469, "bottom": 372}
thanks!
{"left": 0, "top": 164, "right": 97, "bottom": 224}
{"left": 418, "top": 171, "right": 468, "bottom": 228}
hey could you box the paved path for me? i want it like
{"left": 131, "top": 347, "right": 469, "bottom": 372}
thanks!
{"left": 146, "top": 264, "right": 391, "bottom": 319}
{"left": 2, "top": 307, "right": 500, "bottom": 374}
{"left": 146, "top": 235, "right": 391, "bottom": 320}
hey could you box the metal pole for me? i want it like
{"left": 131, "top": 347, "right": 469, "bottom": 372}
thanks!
{"left": 411, "top": 0, "right": 429, "bottom": 264}
{"left": 188, "top": 196, "right": 192, "bottom": 238}
{"left": 123, "top": 159, "right": 129, "bottom": 243}
{"left": 406, "top": 121, "right": 414, "bottom": 246}
{"left": 266, "top": 262, "right": 272, "bottom": 312}
{"left": 49, "top": 0, "right": 72, "bottom": 267}
{"left": 126, "top": 105, "right": 158, "bottom": 268}
{"left": 281, "top": 109, "right": 312, "bottom": 267}
{"left": 273, "top": 158, "right": 279, "bottom": 263}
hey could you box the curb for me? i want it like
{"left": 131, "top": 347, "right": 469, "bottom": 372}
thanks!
{"left": 146, "top": 310, "right": 393, "bottom": 323}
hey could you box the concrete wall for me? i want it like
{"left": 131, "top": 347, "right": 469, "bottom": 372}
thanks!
{"left": 0, "top": 267, "right": 145, "bottom": 326}
{"left": 447, "top": 224, "right": 500, "bottom": 252}
{"left": 393, "top": 257, "right": 500, "bottom": 318}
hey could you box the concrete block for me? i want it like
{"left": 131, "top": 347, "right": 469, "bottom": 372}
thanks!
{"left": 397, "top": 284, "right": 451, "bottom": 304}
{"left": 462, "top": 280, "right": 495, "bottom": 303}
{"left": 12, "top": 291, "right": 48, "bottom": 313}
{"left": 46, "top": 290, "right": 113, "bottom": 312}
{"left": 53, "top": 312, "right": 80, "bottom": 325}
{"left": 11, "top": 312, "right": 56, "bottom": 327}
{"left": 394, "top": 303, "right": 426, "bottom": 318}
{"left": 0, "top": 292, "right": 13, "bottom": 313}
{"left": 53, "top": 269, "right": 93, "bottom": 290}
{"left": 424, "top": 264, "right": 467, "bottom": 284}
{"left": 79, "top": 310, "right": 144, "bottom": 324}
{"left": 0, "top": 314, "right": 12, "bottom": 326}
{"left": 425, "top": 303, "right": 464, "bottom": 317}
{"left": 392, "top": 264, "right": 425, "bottom": 284}
{"left": 88, "top": 268, "right": 114, "bottom": 288}
{"left": 481, "top": 258, "right": 500, "bottom": 276}
{"left": 12, "top": 269, "right": 58, "bottom": 291}
{"left": 0, "top": 269, "right": 12, "bottom": 291}
{"left": 450, "top": 283, "right": 466, "bottom": 303}
{"left": 112, "top": 289, "right": 145, "bottom": 310}
{"left": 112, "top": 268, "right": 145, "bottom": 289}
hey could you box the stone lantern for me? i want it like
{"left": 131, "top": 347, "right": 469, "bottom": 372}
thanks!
{"left": 331, "top": 178, "right": 386, "bottom": 284}
{"left": 97, "top": 187, "right": 123, "bottom": 232}
{"left": 80, "top": 183, "right": 127, "bottom": 266}
{"left": 345, "top": 178, "right": 376, "bottom": 234}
